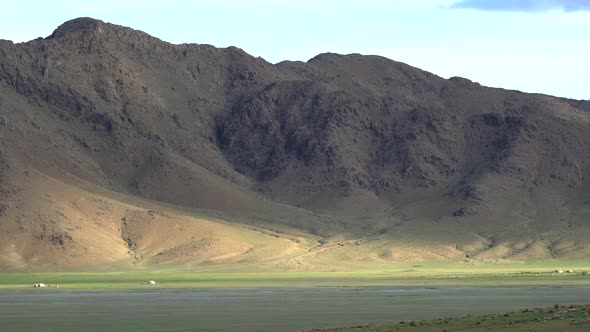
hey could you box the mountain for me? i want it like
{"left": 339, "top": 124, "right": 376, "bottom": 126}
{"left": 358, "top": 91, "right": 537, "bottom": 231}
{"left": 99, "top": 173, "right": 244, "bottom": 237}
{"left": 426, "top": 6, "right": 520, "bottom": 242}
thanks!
{"left": 0, "top": 18, "right": 589, "bottom": 270}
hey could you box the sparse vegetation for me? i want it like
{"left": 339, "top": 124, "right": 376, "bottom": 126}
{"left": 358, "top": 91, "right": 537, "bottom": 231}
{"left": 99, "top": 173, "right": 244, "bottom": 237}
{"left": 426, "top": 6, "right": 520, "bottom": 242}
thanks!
{"left": 315, "top": 304, "right": 590, "bottom": 332}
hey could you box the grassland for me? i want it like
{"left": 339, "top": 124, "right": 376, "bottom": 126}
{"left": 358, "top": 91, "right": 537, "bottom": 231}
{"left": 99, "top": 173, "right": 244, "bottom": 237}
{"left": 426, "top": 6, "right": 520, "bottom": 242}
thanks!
{"left": 3, "top": 262, "right": 590, "bottom": 289}
{"left": 3, "top": 267, "right": 590, "bottom": 331}
{"left": 3, "top": 281, "right": 590, "bottom": 331}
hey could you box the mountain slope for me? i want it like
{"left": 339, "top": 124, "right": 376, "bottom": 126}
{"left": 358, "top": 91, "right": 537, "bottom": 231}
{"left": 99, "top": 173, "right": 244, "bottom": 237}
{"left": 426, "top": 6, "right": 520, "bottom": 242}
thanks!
{"left": 0, "top": 18, "right": 589, "bottom": 270}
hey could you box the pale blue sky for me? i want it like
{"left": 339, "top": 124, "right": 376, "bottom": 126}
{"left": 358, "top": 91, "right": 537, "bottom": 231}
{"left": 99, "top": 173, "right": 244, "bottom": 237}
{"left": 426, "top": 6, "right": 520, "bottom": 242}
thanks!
{"left": 0, "top": 0, "right": 588, "bottom": 100}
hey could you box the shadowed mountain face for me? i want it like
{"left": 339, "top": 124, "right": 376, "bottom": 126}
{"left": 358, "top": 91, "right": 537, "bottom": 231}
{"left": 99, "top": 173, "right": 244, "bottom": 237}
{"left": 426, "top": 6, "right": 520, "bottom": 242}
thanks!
{"left": 0, "top": 18, "right": 589, "bottom": 270}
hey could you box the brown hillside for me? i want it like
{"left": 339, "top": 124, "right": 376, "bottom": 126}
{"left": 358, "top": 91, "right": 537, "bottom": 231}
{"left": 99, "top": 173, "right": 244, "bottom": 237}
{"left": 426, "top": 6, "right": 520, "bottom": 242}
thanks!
{"left": 0, "top": 18, "right": 589, "bottom": 270}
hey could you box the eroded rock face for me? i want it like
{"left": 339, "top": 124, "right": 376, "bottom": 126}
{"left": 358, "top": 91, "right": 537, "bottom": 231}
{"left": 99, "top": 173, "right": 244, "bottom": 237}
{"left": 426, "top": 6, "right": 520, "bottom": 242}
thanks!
{"left": 1, "top": 18, "right": 589, "bottom": 207}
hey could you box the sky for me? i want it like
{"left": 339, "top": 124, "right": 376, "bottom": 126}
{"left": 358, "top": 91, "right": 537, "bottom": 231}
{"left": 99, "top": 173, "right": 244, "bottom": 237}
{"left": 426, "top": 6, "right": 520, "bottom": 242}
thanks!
{"left": 0, "top": 0, "right": 588, "bottom": 100}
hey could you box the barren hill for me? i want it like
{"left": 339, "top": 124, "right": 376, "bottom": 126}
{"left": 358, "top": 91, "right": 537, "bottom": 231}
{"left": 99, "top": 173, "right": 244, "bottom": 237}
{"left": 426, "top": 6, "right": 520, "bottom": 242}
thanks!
{"left": 1, "top": 18, "right": 589, "bottom": 270}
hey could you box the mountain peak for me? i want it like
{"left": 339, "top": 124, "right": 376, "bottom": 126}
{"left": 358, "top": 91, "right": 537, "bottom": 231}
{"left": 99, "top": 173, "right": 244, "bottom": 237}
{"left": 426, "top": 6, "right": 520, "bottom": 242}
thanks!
{"left": 47, "top": 17, "right": 104, "bottom": 39}
{"left": 1, "top": 18, "right": 590, "bottom": 269}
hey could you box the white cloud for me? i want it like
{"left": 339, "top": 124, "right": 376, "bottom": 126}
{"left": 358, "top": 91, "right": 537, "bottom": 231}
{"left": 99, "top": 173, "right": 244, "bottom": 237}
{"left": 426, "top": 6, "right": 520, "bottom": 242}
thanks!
{"left": 451, "top": 0, "right": 590, "bottom": 12}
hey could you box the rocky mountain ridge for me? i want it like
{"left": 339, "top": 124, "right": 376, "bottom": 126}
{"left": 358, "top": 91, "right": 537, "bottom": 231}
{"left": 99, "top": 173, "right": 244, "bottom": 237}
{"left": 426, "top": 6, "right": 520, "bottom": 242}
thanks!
{"left": 0, "top": 18, "right": 589, "bottom": 270}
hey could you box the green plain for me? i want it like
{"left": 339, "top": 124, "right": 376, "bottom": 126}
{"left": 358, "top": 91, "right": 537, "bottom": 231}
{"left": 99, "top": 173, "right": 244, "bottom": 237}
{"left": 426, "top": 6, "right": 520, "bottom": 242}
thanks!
{"left": 3, "top": 266, "right": 590, "bottom": 331}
